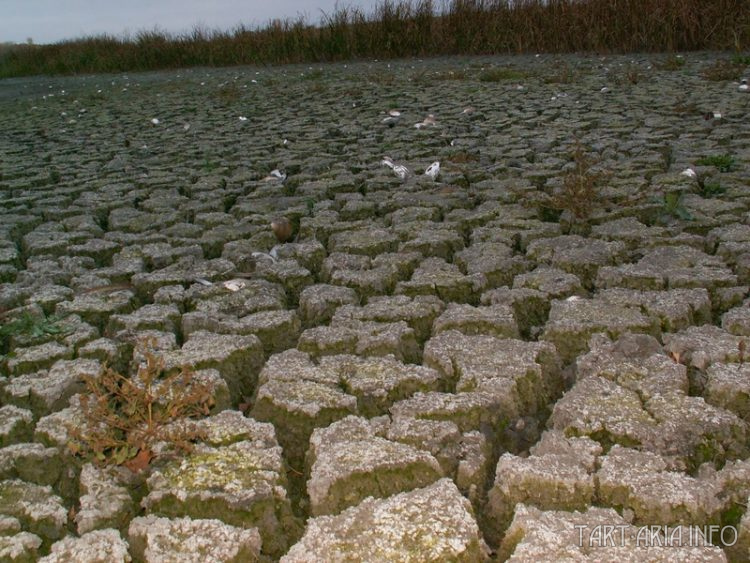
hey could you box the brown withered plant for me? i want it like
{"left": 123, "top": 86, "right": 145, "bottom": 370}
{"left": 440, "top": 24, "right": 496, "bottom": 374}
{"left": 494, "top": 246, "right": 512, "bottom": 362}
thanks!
{"left": 68, "top": 349, "right": 214, "bottom": 470}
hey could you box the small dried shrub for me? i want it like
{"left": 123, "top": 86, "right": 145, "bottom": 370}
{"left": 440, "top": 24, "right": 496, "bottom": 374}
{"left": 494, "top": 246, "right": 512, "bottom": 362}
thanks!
{"left": 701, "top": 59, "right": 745, "bottom": 81}
{"left": 68, "top": 349, "right": 213, "bottom": 469}
{"left": 478, "top": 67, "right": 526, "bottom": 82}
{"left": 653, "top": 55, "right": 685, "bottom": 71}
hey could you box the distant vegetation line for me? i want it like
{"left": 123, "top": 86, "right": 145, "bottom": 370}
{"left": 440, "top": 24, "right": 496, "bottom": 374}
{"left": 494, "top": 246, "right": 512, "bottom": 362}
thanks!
{"left": 1, "top": 0, "right": 747, "bottom": 77}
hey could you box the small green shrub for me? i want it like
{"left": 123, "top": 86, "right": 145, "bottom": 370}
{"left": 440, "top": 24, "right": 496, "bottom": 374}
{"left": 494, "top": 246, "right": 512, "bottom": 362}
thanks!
{"left": 0, "top": 312, "right": 68, "bottom": 358}
{"left": 653, "top": 55, "right": 686, "bottom": 70}
{"left": 695, "top": 154, "right": 735, "bottom": 173}
{"left": 478, "top": 67, "right": 526, "bottom": 82}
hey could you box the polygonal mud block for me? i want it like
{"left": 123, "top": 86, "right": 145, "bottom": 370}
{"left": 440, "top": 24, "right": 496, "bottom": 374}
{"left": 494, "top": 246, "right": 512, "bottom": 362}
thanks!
{"left": 541, "top": 298, "right": 660, "bottom": 364}
{"left": 2, "top": 358, "right": 101, "bottom": 416}
{"left": 486, "top": 434, "right": 601, "bottom": 542}
{"left": 480, "top": 286, "right": 551, "bottom": 338}
{"left": 424, "top": 330, "right": 561, "bottom": 415}
{"left": 332, "top": 294, "right": 444, "bottom": 344}
{"left": 160, "top": 331, "right": 264, "bottom": 404}
{"left": 399, "top": 228, "right": 465, "bottom": 261}
{"left": 188, "top": 279, "right": 287, "bottom": 317}
{"left": 39, "top": 529, "right": 131, "bottom": 563}
{"left": 306, "top": 425, "right": 443, "bottom": 516}
{"left": 647, "top": 391, "right": 749, "bottom": 470}
{"left": 0, "top": 530, "right": 42, "bottom": 562}
{"left": 142, "top": 440, "right": 300, "bottom": 559}
{"left": 596, "top": 446, "right": 721, "bottom": 527}
{"left": 498, "top": 504, "right": 726, "bottom": 563}
{"left": 105, "top": 304, "right": 182, "bottom": 336}
{"left": 550, "top": 376, "right": 661, "bottom": 451}
{"left": 591, "top": 216, "right": 670, "bottom": 251}
{"left": 76, "top": 464, "right": 137, "bottom": 535}
{"left": 254, "top": 259, "right": 314, "bottom": 301}
{"left": 298, "top": 284, "right": 359, "bottom": 327}
{"left": 128, "top": 515, "right": 261, "bottom": 563}
{"left": 282, "top": 479, "right": 487, "bottom": 562}
{"left": 705, "top": 363, "right": 750, "bottom": 420}
{"left": 396, "top": 257, "right": 486, "bottom": 304}
{"left": 0, "top": 444, "right": 61, "bottom": 488}
{"left": 385, "top": 415, "right": 464, "bottom": 472}
{"left": 454, "top": 241, "right": 528, "bottom": 288}
{"left": 526, "top": 235, "right": 627, "bottom": 289}
{"left": 431, "top": 303, "right": 519, "bottom": 338}
{"left": 55, "top": 290, "right": 137, "bottom": 332}
{"left": 390, "top": 390, "right": 511, "bottom": 441}
{"left": 575, "top": 332, "right": 688, "bottom": 399}
{"left": 5, "top": 342, "right": 74, "bottom": 378}
{"left": 664, "top": 325, "right": 746, "bottom": 370}
{"left": 319, "top": 354, "right": 443, "bottom": 417}
{"left": 182, "top": 309, "right": 301, "bottom": 356}
{"left": 296, "top": 325, "right": 359, "bottom": 357}
{"left": 252, "top": 378, "right": 357, "bottom": 458}
{"left": 596, "top": 287, "right": 712, "bottom": 333}
{"left": 722, "top": 305, "right": 750, "bottom": 336}
{"left": 0, "top": 480, "right": 68, "bottom": 543}
{"left": 0, "top": 406, "right": 33, "bottom": 447}
{"left": 512, "top": 266, "right": 584, "bottom": 300}
{"left": 329, "top": 266, "right": 400, "bottom": 299}
{"left": 327, "top": 228, "right": 399, "bottom": 257}
{"left": 77, "top": 338, "right": 131, "bottom": 375}
{"left": 596, "top": 245, "right": 738, "bottom": 301}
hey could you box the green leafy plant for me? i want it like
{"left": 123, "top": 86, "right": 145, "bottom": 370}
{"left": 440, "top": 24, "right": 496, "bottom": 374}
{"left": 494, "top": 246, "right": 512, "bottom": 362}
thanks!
{"left": 0, "top": 312, "right": 68, "bottom": 358}
{"left": 696, "top": 154, "right": 735, "bottom": 173}
{"left": 67, "top": 349, "right": 213, "bottom": 470}
{"left": 698, "top": 181, "right": 725, "bottom": 198}
{"left": 661, "top": 192, "right": 693, "bottom": 221}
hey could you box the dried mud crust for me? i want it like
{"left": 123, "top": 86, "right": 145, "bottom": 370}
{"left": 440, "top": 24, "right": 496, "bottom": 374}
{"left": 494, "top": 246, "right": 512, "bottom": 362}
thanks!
{"left": 0, "top": 51, "right": 749, "bottom": 561}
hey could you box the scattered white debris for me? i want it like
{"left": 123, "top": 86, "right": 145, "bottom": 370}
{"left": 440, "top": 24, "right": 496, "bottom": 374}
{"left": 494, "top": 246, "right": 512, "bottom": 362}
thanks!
{"left": 150, "top": 118, "right": 160, "bottom": 125}
{"left": 739, "top": 79, "right": 748, "bottom": 92}
{"left": 388, "top": 109, "right": 401, "bottom": 117}
{"left": 681, "top": 168, "right": 697, "bottom": 179}
{"left": 183, "top": 123, "right": 191, "bottom": 131}
{"left": 381, "top": 157, "right": 411, "bottom": 180}
{"left": 424, "top": 161, "right": 440, "bottom": 181}
{"left": 713, "top": 111, "right": 722, "bottom": 119}
{"left": 251, "top": 251, "right": 277, "bottom": 263}
{"left": 600, "top": 87, "right": 610, "bottom": 93}
{"left": 461, "top": 107, "right": 475, "bottom": 114}
{"left": 414, "top": 114, "right": 437, "bottom": 129}
{"left": 263, "top": 169, "right": 287, "bottom": 182}
{"left": 238, "top": 116, "right": 248, "bottom": 121}
{"left": 222, "top": 280, "right": 247, "bottom": 292}
{"left": 194, "top": 278, "right": 213, "bottom": 286}
{"left": 565, "top": 295, "right": 581, "bottom": 302}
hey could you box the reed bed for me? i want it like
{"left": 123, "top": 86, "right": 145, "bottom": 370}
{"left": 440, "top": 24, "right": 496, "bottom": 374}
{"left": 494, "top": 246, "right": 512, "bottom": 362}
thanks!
{"left": 1, "top": 0, "right": 747, "bottom": 77}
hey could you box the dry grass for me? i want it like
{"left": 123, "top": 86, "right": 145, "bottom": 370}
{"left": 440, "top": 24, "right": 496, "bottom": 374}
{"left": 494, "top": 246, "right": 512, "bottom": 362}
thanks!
{"left": 1, "top": 0, "right": 748, "bottom": 77}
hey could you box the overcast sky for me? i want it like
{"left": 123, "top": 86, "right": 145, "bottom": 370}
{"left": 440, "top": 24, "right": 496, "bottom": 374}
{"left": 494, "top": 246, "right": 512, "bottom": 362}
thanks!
{"left": 1, "top": 0, "right": 378, "bottom": 44}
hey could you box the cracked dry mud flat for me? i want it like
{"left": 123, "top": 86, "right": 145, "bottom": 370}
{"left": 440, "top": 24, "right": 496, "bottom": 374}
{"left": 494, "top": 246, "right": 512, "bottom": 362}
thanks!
{"left": 0, "top": 52, "right": 749, "bottom": 561}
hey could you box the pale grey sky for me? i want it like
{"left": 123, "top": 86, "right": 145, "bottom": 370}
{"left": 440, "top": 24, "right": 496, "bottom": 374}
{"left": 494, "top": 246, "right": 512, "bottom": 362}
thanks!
{"left": 0, "top": 0, "right": 378, "bottom": 44}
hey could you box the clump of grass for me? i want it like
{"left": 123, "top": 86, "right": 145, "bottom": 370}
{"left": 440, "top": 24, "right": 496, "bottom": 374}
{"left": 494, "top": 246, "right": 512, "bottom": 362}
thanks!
{"left": 214, "top": 82, "right": 241, "bottom": 105}
{"left": 696, "top": 154, "right": 735, "bottom": 173}
{"left": 660, "top": 192, "right": 693, "bottom": 221}
{"left": 544, "top": 61, "right": 579, "bottom": 84}
{"left": 478, "top": 67, "right": 526, "bottom": 82}
{"left": 701, "top": 59, "right": 746, "bottom": 81}
{"left": 698, "top": 181, "right": 725, "bottom": 198}
{"left": 428, "top": 69, "right": 468, "bottom": 81}
{"left": 653, "top": 54, "right": 686, "bottom": 70}
{"left": 67, "top": 348, "right": 213, "bottom": 469}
